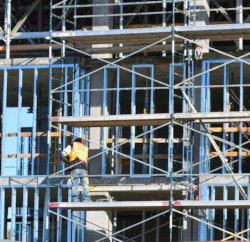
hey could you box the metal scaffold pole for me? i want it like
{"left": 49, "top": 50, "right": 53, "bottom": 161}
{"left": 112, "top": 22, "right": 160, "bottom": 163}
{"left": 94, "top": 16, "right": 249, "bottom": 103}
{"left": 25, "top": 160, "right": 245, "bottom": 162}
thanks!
{"left": 4, "top": 0, "right": 11, "bottom": 59}
{"left": 169, "top": 0, "right": 176, "bottom": 241}
{"left": 44, "top": 0, "right": 53, "bottom": 241}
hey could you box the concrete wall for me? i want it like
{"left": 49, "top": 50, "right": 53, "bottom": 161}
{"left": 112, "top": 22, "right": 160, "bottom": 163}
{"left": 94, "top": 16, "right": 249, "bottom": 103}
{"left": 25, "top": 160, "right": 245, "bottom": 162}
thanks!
{"left": 89, "top": 0, "right": 113, "bottom": 175}
{"left": 190, "top": 0, "right": 210, "bottom": 56}
{"left": 86, "top": 211, "right": 112, "bottom": 242}
{"left": 87, "top": 1, "right": 113, "bottom": 241}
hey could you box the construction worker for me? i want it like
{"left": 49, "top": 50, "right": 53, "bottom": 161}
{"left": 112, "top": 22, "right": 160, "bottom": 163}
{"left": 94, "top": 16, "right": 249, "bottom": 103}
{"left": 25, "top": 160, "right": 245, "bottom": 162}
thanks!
{"left": 61, "top": 137, "right": 91, "bottom": 202}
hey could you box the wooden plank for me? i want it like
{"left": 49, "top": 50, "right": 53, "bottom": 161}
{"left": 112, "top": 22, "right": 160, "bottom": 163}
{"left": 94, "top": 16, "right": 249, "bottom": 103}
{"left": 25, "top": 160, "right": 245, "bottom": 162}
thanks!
{"left": 3, "top": 153, "right": 57, "bottom": 158}
{"left": 0, "top": 132, "right": 72, "bottom": 137}
{"left": 4, "top": 153, "right": 47, "bottom": 158}
{"left": 209, "top": 127, "right": 250, "bottom": 133}
{"left": 2, "top": 151, "right": 248, "bottom": 159}
{"left": 210, "top": 151, "right": 250, "bottom": 157}
{"left": 0, "top": 44, "right": 71, "bottom": 52}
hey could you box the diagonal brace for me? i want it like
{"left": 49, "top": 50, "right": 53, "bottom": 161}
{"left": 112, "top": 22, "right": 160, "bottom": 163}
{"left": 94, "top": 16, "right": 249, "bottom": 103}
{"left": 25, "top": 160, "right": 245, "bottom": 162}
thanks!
{"left": 175, "top": 34, "right": 250, "bottom": 66}
{"left": 222, "top": 226, "right": 250, "bottom": 241}
{"left": 173, "top": 209, "right": 248, "bottom": 241}
{"left": 180, "top": 89, "right": 248, "bottom": 200}
{"left": 174, "top": 51, "right": 250, "bottom": 88}
{"left": 50, "top": 35, "right": 172, "bottom": 92}
{"left": 49, "top": 122, "right": 171, "bottom": 177}
{"left": 48, "top": 210, "right": 123, "bottom": 242}
{"left": 211, "top": 0, "right": 234, "bottom": 23}
{"left": 95, "top": 210, "right": 170, "bottom": 242}
{"left": 11, "top": 0, "right": 40, "bottom": 36}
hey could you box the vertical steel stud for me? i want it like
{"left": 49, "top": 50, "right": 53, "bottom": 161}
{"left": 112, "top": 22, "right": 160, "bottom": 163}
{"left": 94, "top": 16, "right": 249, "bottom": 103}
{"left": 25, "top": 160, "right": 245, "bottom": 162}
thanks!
{"left": 31, "top": 68, "right": 38, "bottom": 175}
{"left": 1, "top": 68, "right": 8, "bottom": 175}
{"left": 22, "top": 187, "right": 28, "bottom": 242}
{"left": 34, "top": 188, "right": 39, "bottom": 242}
{"left": 11, "top": 188, "right": 16, "bottom": 241}
{"left": 0, "top": 188, "right": 5, "bottom": 239}
{"left": 17, "top": 68, "right": 23, "bottom": 175}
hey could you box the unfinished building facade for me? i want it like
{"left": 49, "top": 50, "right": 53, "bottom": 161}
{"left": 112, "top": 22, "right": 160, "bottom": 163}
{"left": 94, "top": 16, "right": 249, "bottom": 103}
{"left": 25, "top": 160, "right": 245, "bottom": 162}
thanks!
{"left": 1, "top": 0, "right": 250, "bottom": 241}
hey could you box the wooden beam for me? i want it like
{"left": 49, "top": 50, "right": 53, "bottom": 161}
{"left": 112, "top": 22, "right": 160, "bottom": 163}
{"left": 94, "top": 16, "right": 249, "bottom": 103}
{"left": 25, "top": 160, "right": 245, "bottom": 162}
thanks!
{"left": 0, "top": 44, "right": 73, "bottom": 52}
{"left": 3, "top": 153, "right": 58, "bottom": 158}
{"left": 0, "top": 132, "right": 71, "bottom": 137}
{"left": 4, "top": 153, "right": 47, "bottom": 158}
{"left": 2, "top": 151, "right": 249, "bottom": 159}
{"left": 210, "top": 151, "right": 250, "bottom": 157}
{"left": 209, "top": 127, "right": 250, "bottom": 133}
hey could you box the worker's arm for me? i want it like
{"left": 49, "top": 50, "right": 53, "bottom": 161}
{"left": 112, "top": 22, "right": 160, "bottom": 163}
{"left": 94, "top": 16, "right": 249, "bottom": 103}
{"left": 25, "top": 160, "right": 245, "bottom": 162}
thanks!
{"left": 61, "top": 145, "right": 72, "bottom": 161}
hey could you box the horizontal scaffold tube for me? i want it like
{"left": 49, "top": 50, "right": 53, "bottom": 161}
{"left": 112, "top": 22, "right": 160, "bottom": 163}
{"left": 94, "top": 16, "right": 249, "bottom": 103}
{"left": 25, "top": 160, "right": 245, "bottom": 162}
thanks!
{"left": 49, "top": 200, "right": 250, "bottom": 211}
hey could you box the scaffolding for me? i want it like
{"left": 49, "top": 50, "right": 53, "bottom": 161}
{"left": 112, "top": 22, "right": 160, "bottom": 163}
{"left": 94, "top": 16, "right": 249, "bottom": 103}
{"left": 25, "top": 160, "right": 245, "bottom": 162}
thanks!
{"left": 42, "top": 0, "right": 250, "bottom": 241}
{"left": 1, "top": 0, "right": 250, "bottom": 241}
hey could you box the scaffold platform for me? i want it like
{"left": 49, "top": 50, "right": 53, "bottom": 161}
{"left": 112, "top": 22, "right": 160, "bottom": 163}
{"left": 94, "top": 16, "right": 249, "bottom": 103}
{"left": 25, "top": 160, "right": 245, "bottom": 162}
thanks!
{"left": 49, "top": 200, "right": 250, "bottom": 211}
{"left": 8, "top": 24, "right": 249, "bottom": 44}
{"left": 51, "top": 112, "right": 250, "bottom": 127}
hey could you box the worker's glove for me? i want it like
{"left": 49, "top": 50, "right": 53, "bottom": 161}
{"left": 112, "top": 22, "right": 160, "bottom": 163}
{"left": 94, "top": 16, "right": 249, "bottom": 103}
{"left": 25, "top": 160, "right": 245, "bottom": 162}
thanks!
{"left": 61, "top": 150, "right": 70, "bottom": 161}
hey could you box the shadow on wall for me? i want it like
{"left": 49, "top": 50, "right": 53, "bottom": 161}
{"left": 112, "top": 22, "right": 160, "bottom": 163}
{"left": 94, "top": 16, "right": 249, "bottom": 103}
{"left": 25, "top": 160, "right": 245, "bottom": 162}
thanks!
{"left": 86, "top": 229, "right": 110, "bottom": 242}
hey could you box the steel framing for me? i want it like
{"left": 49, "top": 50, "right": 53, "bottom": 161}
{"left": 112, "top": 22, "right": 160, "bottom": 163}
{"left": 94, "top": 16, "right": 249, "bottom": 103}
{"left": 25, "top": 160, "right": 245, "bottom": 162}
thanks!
{"left": 0, "top": 64, "right": 75, "bottom": 176}
{"left": 1, "top": 0, "right": 250, "bottom": 241}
